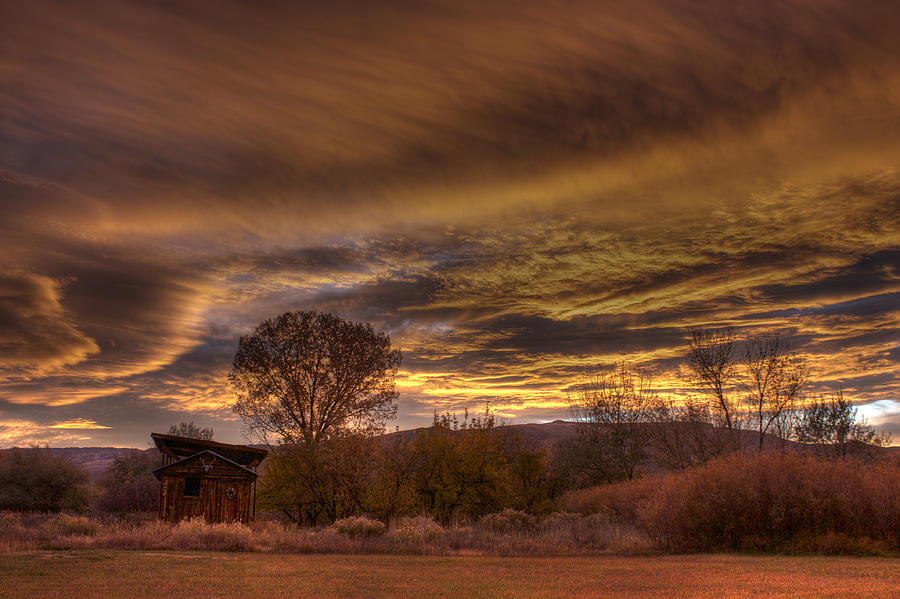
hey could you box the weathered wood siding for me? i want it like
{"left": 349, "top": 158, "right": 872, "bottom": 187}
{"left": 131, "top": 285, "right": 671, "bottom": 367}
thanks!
{"left": 157, "top": 455, "right": 254, "bottom": 524}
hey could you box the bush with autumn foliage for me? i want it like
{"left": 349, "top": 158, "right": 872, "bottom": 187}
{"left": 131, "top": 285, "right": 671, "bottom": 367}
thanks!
{"left": 564, "top": 452, "right": 900, "bottom": 553}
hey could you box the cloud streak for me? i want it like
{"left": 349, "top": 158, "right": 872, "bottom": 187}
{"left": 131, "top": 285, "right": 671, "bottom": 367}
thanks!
{"left": 1, "top": 0, "right": 898, "bottom": 445}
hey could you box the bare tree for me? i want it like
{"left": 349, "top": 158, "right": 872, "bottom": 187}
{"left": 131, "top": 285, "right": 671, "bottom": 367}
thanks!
{"left": 230, "top": 310, "right": 401, "bottom": 445}
{"left": 96, "top": 450, "right": 159, "bottom": 513}
{"left": 167, "top": 421, "right": 214, "bottom": 440}
{"left": 768, "top": 404, "right": 800, "bottom": 453}
{"left": 562, "top": 362, "right": 655, "bottom": 484}
{"left": 686, "top": 328, "right": 742, "bottom": 450}
{"left": 648, "top": 395, "right": 727, "bottom": 469}
{"left": 742, "top": 333, "right": 809, "bottom": 452}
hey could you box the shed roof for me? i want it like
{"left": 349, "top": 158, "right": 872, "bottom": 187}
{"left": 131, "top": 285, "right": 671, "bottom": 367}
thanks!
{"left": 152, "top": 450, "right": 260, "bottom": 480}
{"left": 151, "top": 432, "right": 268, "bottom": 468}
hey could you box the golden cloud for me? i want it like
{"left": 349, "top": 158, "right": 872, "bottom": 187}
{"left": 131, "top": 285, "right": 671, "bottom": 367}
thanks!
{"left": 48, "top": 419, "right": 111, "bottom": 430}
{"left": 1, "top": 0, "right": 898, "bottom": 444}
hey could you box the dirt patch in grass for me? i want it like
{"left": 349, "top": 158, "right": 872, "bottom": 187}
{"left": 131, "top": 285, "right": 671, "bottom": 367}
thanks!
{"left": 0, "top": 550, "right": 897, "bottom": 598}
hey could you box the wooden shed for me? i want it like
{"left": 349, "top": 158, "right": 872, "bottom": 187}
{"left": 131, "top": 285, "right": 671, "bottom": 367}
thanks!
{"left": 151, "top": 433, "right": 268, "bottom": 524}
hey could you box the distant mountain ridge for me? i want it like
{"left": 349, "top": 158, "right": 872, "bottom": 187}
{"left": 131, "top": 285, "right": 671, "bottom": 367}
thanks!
{"left": 0, "top": 446, "right": 157, "bottom": 481}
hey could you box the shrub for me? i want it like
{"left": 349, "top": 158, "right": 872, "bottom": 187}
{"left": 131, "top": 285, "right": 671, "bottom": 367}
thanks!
{"left": 577, "top": 513, "right": 650, "bottom": 553}
{"left": 196, "top": 522, "right": 254, "bottom": 551}
{"left": 565, "top": 452, "right": 900, "bottom": 553}
{"left": 332, "top": 516, "right": 386, "bottom": 538}
{"left": 0, "top": 448, "right": 91, "bottom": 512}
{"left": 0, "top": 512, "right": 23, "bottom": 533}
{"left": 95, "top": 451, "right": 159, "bottom": 514}
{"left": 539, "top": 511, "right": 581, "bottom": 532}
{"left": 95, "top": 520, "right": 173, "bottom": 550}
{"left": 41, "top": 514, "right": 102, "bottom": 537}
{"left": 477, "top": 509, "right": 536, "bottom": 534}
{"left": 387, "top": 516, "right": 445, "bottom": 543}
{"left": 170, "top": 518, "right": 253, "bottom": 551}
{"left": 562, "top": 475, "right": 657, "bottom": 523}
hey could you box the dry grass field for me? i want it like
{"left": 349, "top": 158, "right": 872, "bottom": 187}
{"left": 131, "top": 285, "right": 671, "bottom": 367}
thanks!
{"left": 0, "top": 551, "right": 897, "bottom": 599}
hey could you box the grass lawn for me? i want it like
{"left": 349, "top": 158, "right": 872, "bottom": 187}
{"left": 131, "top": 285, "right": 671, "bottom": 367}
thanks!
{"left": 0, "top": 551, "right": 897, "bottom": 598}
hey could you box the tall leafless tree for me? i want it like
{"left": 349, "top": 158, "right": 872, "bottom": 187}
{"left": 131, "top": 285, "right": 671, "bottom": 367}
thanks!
{"left": 563, "top": 362, "right": 655, "bottom": 484}
{"left": 742, "top": 333, "right": 809, "bottom": 452}
{"left": 648, "top": 395, "right": 727, "bottom": 469}
{"left": 686, "top": 328, "right": 742, "bottom": 450}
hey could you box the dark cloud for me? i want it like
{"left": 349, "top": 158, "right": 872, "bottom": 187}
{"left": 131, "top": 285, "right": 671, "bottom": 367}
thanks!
{"left": 1, "top": 0, "right": 898, "bottom": 445}
{"left": 3, "top": 1, "right": 899, "bottom": 224}
{"left": 754, "top": 251, "right": 900, "bottom": 306}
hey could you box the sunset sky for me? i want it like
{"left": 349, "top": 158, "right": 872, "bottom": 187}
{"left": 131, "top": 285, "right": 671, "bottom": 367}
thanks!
{"left": 2, "top": 0, "right": 899, "bottom": 448}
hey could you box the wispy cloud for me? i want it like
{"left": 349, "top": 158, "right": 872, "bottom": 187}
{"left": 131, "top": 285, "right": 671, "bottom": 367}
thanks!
{"left": 0, "top": 0, "right": 898, "bottom": 446}
{"left": 48, "top": 419, "right": 111, "bottom": 430}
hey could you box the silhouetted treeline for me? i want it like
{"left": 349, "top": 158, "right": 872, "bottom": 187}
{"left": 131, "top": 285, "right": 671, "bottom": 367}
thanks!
{"left": 254, "top": 329, "right": 892, "bottom": 526}
{"left": 0, "top": 330, "right": 892, "bottom": 535}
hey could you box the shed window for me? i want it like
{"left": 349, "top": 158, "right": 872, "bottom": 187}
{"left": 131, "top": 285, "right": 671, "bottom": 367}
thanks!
{"left": 183, "top": 477, "right": 201, "bottom": 497}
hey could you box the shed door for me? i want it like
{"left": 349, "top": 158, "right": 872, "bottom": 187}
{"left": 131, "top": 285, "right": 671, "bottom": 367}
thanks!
{"left": 202, "top": 480, "right": 242, "bottom": 523}
{"left": 220, "top": 481, "right": 240, "bottom": 523}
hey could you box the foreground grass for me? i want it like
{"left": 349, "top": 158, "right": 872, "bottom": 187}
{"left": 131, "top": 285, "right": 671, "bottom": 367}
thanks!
{"left": 0, "top": 551, "right": 897, "bottom": 599}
